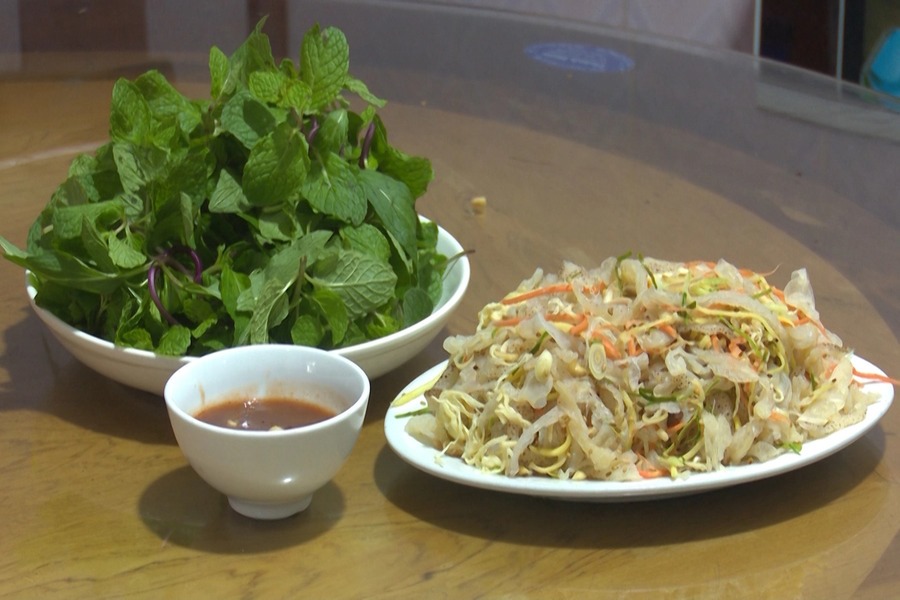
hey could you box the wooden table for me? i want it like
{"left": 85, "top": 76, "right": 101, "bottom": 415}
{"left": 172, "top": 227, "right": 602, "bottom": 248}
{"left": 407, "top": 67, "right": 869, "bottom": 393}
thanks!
{"left": 2, "top": 2, "right": 899, "bottom": 598}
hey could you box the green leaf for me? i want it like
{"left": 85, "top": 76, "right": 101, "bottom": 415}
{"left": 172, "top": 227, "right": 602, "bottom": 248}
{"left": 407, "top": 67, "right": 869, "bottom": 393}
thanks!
{"left": 358, "top": 169, "right": 417, "bottom": 258}
{"left": 340, "top": 223, "right": 390, "bottom": 262}
{"left": 107, "top": 235, "right": 146, "bottom": 269}
{"left": 401, "top": 287, "right": 434, "bottom": 328}
{"left": 291, "top": 314, "right": 323, "bottom": 346}
{"left": 220, "top": 262, "right": 250, "bottom": 320}
{"left": 119, "top": 327, "right": 154, "bottom": 351}
{"left": 0, "top": 235, "right": 29, "bottom": 263}
{"left": 209, "top": 169, "right": 249, "bottom": 213}
{"left": 257, "top": 209, "right": 297, "bottom": 242}
{"left": 134, "top": 70, "right": 199, "bottom": 135}
{"left": 109, "top": 79, "right": 151, "bottom": 143}
{"left": 311, "top": 250, "right": 397, "bottom": 318}
{"left": 218, "top": 19, "right": 276, "bottom": 98}
{"left": 248, "top": 70, "right": 283, "bottom": 103}
{"left": 300, "top": 24, "right": 349, "bottom": 109}
{"left": 248, "top": 277, "right": 293, "bottom": 344}
{"left": 311, "top": 287, "right": 349, "bottom": 345}
{"left": 209, "top": 46, "right": 229, "bottom": 99}
{"left": 314, "top": 109, "right": 349, "bottom": 154}
{"left": 50, "top": 200, "right": 122, "bottom": 240}
{"left": 345, "top": 76, "right": 386, "bottom": 107}
{"left": 80, "top": 219, "right": 116, "bottom": 272}
{"left": 111, "top": 143, "right": 144, "bottom": 195}
{"left": 242, "top": 122, "right": 309, "bottom": 206}
{"left": 281, "top": 78, "right": 312, "bottom": 110}
{"left": 220, "top": 89, "right": 278, "bottom": 149}
{"left": 157, "top": 324, "right": 192, "bottom": 356}
{"left": 371, "top": 116, "right": 434, "bottom": 199}
{"left": 301, "top": 152, "right": 366, "bottom": 225}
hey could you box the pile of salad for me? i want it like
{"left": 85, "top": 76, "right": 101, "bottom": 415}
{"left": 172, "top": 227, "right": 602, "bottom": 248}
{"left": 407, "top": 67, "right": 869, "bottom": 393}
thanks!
{"left": 403, "top": 255, "right": 886, "bottom": 481}
{"left": 0, "top": 20, "right": 447, "bottom": 356}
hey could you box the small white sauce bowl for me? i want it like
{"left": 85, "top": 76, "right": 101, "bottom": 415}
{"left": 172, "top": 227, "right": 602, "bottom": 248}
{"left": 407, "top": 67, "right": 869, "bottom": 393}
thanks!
{"left": 164, "top": 344, "right": 370, "bottom": 520}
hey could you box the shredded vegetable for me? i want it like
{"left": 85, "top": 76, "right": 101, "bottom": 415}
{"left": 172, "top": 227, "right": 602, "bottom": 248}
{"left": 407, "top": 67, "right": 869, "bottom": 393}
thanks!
{"left": 403, "top": 256, "right": 883, "bottom": 481}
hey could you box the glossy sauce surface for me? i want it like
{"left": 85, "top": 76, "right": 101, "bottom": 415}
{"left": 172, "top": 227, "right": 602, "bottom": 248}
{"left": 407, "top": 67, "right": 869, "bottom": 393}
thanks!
{"left": 194, "top": 397, "right": 337, "bottom": 431}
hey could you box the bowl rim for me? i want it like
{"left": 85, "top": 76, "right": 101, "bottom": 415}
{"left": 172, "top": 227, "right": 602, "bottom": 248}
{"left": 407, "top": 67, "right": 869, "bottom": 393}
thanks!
{"left": 25, "top": 221, "right": 469, "bottom": 366}
{"left": 163, "top": 344, "right": 371, "bottom": 437}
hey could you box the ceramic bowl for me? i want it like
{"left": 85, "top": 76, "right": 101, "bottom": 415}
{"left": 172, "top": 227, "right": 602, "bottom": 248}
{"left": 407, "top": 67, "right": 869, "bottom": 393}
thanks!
{"left": 164, "top": 344, "right": 369, "bottom": 519}
{"left": 27, "top": 223, "right": 469, "bottom": 395}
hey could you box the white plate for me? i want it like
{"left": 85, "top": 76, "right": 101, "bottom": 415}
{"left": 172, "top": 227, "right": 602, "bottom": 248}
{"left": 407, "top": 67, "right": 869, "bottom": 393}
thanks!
{"left": 27, "top": 222, "right": 469, "bottom": 395}
{"left": 384, "top": 356, "right": 893, "bottom": 501}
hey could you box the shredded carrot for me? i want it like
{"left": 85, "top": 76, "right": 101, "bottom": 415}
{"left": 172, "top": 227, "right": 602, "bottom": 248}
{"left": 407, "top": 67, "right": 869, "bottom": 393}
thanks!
{"left": 658, "top": 323, "right": 678, "bottom": 339}
{"left": 545, "top": 313, "right": 583, "bottom": 324}
{"left": 794, "top": 314, "right": 830, "bottom": 337}
{"left": 638, "top": 468, "right": 667, "bottom": 479}
{"left": 585, "top": 281, "right": 607, "bottom": 295}
{"left": 501, "top": 283, "right": 573, "bottom": 305}
{"left": 853, "top": 368, "right": 900, "bottom": 386}
{"left": 768, "top": 410, "right": 789, "bottom": 423}
{"left": 570, "top": 314, "right": 589, "bottom": 336}
{"left": 627, "top": 336, "right": 638, "bottom": 356}
{"left": 711, "top": 335, "right": 722, "bottom": 352}
{"left": 666, "top": 420, "right": 686, "bottom": 435}
{"left": 492, "top": 317, "right": 522, "bottom": 328}
{"left": 599, "top": 337, "right": 621, "bottom": 360}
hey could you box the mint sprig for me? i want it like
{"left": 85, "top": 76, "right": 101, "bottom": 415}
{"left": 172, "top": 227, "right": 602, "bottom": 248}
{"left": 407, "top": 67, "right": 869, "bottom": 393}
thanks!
{"left": 1, "top": 20, "right": 443, "bottom": 357}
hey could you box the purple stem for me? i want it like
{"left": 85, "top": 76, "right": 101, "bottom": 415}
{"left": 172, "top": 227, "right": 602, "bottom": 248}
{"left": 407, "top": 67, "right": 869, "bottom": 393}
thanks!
{"left": 147, "top": 264, "right": 179, "bottom": 325}
{"left": 358, "top": 122, "right": 375, "bottom": 168}
{"left": 305, "top": 117, "right": 320, "bottom": 146}
{"left": 147, "top": 245, "right": 204, "bottom": 326}
{"left": 174, "top": 245, "right": 203, "bottom": 283}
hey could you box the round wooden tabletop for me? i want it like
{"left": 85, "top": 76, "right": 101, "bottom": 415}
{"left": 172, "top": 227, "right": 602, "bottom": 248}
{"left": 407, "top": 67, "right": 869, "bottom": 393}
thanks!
{"left": 2, "top": 2, "right": 899, "bottom": 598}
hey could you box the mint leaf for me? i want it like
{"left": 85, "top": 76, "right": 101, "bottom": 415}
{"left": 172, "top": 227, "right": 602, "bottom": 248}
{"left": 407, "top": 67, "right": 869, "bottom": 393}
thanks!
{"left": 219, "top": 19, "right": 276, "bottom": 98}
{"left": 301, "top": 151, "right": 366, "bottom": 225}
{"left": 314, "top": 109, "right": 349, "bottom": 154}
{"left": 119, "top": 327, "right": 154, "bottom": 351}
{"left": 311, "top": 287, "right": 349, "bottom": 345}
{"left": 157, "top": 324, "right": 191, "bottom": 355}
{"left": 107, "top": 235, "right": 146, "bottom": 269}
{"left": 346, "top": 76, "right": 386, "bottom": 107}
{"left": 291, "top": 314, "right": 323, "bottom": 346}
{"left": 220, "top": 89, "right": 278, "bottom": 149}
{"left": 248, "top": 277, "right": 293, "bottom": 344}
{"left": 300, "top": 25, "right": 349, "bottom": 110}
{"left": 209, "top": 168, "right": 249, "bottom": 213}
{"left": 109, "top": 79, "right": 151, "bottom": 144}
{"left": 401, "top": 287, "right": 434, "bottom": 328}
{"left": 358, "top": 169, "right": 417, "bottom": 258}
{"left": 242, "top": 122, "right": 309, "bottom": 206}
{"left": 209, "top": 46, "right": 229, "bottom": 99}
{"left": 248, "top": 70, "right": 283, "bottom": 104}
{"left": 340, "top": 223, "right": 390, "bottom": 262}
{"left": 311, "top": 250, "right": 397, "bottom": 318}
{"left": 371, "top": 116, "right": 434, "bottom": 199}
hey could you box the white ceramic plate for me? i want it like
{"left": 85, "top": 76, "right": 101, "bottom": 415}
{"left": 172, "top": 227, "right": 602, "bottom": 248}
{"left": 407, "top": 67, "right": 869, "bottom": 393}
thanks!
{"left": 27, "top": 223, "right": 470, "bottom": 395}
{"left": 384, "top": 356, "right": 893, "bottom": 501}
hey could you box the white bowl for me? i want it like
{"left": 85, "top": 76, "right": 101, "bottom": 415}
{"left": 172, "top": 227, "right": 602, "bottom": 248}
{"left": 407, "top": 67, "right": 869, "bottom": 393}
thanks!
{"left": 164, "top": 344, "right": 370, "bottom": 519}
{"left": 26, "top": 223, "right": 469, "bottom": 395}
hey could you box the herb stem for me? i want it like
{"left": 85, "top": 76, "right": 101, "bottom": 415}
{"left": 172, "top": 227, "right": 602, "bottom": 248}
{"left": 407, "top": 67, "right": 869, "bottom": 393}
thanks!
{"left": 358, "top": 121, "right": 375, "bottom": 168}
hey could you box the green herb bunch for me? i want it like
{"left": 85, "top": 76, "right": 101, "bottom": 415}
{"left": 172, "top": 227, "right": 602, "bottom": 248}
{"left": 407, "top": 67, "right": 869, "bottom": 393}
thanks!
{"left": 0, "top": 21, "right": 446, "bottom": 356}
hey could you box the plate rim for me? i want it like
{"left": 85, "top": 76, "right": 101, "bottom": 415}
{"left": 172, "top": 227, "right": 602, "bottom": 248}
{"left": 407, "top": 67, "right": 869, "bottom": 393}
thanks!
{"left": 383, "top": 355, "right": 894, "bottom": 501}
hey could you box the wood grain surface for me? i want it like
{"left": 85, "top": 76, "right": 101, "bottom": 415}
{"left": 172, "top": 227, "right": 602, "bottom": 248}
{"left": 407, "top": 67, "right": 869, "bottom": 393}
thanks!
{"left": 1, "top": 6, "right": 899, "bottom": 599}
